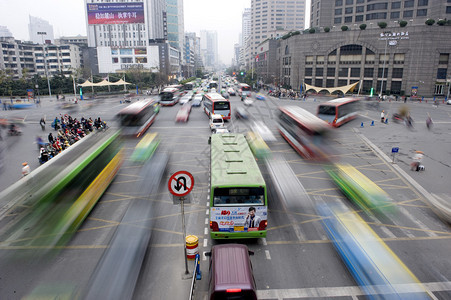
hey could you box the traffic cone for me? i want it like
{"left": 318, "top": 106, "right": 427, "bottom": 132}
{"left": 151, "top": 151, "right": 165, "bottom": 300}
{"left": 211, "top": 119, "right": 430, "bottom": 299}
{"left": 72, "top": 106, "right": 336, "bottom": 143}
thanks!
{"left": 361, "top": 122, "right": 364, "bottom": 127}
{"left": 385, "top": 118, "right": 388, "bottom": 124}
{"left": 371, "top": 121, "right": 374, "bottom": 126}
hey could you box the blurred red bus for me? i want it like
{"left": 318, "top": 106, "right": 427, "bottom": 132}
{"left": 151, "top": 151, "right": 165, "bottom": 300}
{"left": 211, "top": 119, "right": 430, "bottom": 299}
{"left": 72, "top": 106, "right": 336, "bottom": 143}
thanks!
{"left": 278, "top": 106, "right": 334, "bottom": 160}
{"left": 317, "top": 97, "right": 360, "bottom": 127}
{"left": 117, "top": 99, "right": 159, "bottom": 137}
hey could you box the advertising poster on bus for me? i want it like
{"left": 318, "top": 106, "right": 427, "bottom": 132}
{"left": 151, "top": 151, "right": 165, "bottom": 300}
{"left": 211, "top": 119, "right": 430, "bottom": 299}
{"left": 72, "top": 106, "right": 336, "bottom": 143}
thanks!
{"left": 210, "top": 206, "right": 267, "bottom": 232}
{"left": 87, "top": 3, "right": 144, "bottom": 25}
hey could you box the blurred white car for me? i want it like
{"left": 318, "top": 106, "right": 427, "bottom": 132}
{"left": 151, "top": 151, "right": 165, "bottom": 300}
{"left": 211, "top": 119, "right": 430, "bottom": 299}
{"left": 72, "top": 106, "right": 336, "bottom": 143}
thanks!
{"left": 209, "top": 114, "right": 225, "bottom": 131}
{"left": 251, "top": 121, "right": 276, "bottom": 142}
{"left": 179, "top": 95, "right": 191, "bottom": 105}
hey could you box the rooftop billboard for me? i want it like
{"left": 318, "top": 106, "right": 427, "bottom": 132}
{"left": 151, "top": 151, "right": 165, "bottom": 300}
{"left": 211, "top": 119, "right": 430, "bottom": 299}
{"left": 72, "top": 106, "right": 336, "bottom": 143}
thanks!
{"left": 87, "top": 3, "right": 144, "bottom": 25}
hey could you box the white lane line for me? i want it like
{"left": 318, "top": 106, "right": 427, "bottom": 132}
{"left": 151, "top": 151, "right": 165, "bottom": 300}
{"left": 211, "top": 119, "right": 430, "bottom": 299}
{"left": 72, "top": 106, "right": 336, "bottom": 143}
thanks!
{"left": 205, "top": 217, "right": 208, "bottom": 225}
{"left": 206, "top": 209, "right": 209, "bottom": 215}
{"left": 202, "top": 251, "right": 207, "bottom": 261}
{"left": 204, "top": 227, "right": 208, "bottom": 235}
{"left": 265, "top": 250, "right": 271, "bottom": 260}
{"left": 261, "top": 238, "right": 267, "bottom": 246}
{"left": 257, "top": 281, "right": 451, "bottom": 299}
{"left": 203, "top": 238, "right": 208, "bottom": 248}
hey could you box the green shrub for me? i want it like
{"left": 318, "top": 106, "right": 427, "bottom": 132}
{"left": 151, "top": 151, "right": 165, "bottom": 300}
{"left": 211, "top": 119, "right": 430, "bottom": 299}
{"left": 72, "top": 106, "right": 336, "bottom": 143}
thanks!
{"left": 359, "top": 24, "right": 367, "bottom": 30}
{"left": 399, "top": 20, "right": 408, "bottom": 27}
{"left": 309, "top": 28, "right": 316, "bottom": 34}
{"left": 437, "top": 19, "right": 446, "bottom": 26}
{"left": 378, "top": 22, "right": 387, "bottom": 29}
{"left": 324, "top": 27, "right": 330, "bottom": 32}
{"left": 425, "top": 19, "right": 435, "bottom": 25}
{"left": 341, "top": 25, "right": 348, "bottom": 31}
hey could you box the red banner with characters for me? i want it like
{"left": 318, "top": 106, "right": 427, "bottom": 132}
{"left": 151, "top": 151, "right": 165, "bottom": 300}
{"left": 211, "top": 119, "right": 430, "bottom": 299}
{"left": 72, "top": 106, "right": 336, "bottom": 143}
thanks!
{"left": 87, "top": 3, "right": 144, "bottom": 25}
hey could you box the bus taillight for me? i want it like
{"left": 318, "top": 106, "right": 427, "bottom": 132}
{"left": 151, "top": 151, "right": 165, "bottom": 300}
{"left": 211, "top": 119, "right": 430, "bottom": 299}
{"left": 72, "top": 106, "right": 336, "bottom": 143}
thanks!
{"left": 226, "top": 289, "right": 242, "bottom": 293}
{"left": 258, "top": 220, "right": 267, "bottom": 231}
{"left": 210, "top": 221, "right": 219, "bottom": 231}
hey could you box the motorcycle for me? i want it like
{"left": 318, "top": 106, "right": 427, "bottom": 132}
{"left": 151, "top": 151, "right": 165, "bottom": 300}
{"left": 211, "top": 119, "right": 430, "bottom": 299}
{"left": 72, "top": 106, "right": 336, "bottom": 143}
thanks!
{"left": 392, "top": 113, "right": 404, "bottom": 123}
{"left": 8, "top": 125, "right": 22, "bottom": 136}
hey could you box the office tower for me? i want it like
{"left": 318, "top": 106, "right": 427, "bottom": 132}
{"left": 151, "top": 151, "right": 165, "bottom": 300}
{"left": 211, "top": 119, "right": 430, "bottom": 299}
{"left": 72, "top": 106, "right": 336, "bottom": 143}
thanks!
{"left": 166, "top": 0, "right": 184, "bottom": 50}
{"left": 250, "top": 0, "right": 306, "bottom": 55}
{"left": 200, "top": 30, "right": 218, "bottom": 71}
{"left": 28, "top": 16, "right": 54, "bottom": 44}
{"left": 85, "top": 0, "right": 167, "bottom": 74}
{"left": 242, "top": 8, "right": 251, "bottom": 47}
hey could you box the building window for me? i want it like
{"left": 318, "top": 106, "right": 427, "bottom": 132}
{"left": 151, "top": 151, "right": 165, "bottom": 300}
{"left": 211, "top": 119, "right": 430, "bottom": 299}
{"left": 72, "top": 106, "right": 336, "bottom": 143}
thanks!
{"left": 404, "top": 0, "right": 414, "bottom": 8}
{"left": 418, "top": 0, "right": 428, "bottom": 6}
{"left": 327, "top": 68, "right": 336, "bottom": 76}
{"left": 112, "top": 57, "right": 118, "bottom": 63}
{"left": 350, "top": 68, "right": 360, "bottom": 77}
{"left": 305, "top": 78, "right": 312, "bottom": 85}
{"left": 356, "top": 15, "right": 364, "bottom": 21}
{"left": 356, "top": 6, "right": 364, "bottom": 13}
{"left": 403, "top": 10, "right": 413, "bottom": 17}
{"left": 316, "top": 68, "right": 324, "bottom": 76}
{"left": 437, "top": 68, "right": 447, "bottom": 79}
{"left": 345, "top": 16, "right": 353, "bottom": 22}
{"left": 417, "top": 9, "right": 427, "bottom": 16}
{"left": 391, "top": 12, "right": 401, "bottom": 19}
{"left": 315, "top": 79, "right": 323, "bottom": 87}
{"left": 391, "top": 81, "right": 402, "bottom": 93}
{"left": 434, "top": 84, "right": 445, "bottom": 95}
{"left": 392, "top": 1, "right": 401, "bottom": 9}
{"left": 338, "top": 79, "right": 348, "bottom": 86}
{"left": 447, "top": 6, "right": 451, "bottom": 14}
{"left": 346, "top": 0, "right": 353, "bottom": 4}
{"left": 378, "top": 68, "right": 389, "bottom": 78}
{"left": 363, "top": 80, "right": 373, "bottom": 92}
{"left": 439, "top": 53, "right": 449, "bottom": 64}
{"left": 356, "top": 0, "right": 364, "bottom": 3}
{"left": 335, "top": 8, "right": 342, "bottom": 15}
{"left": 366, "top": 12, "right": 387, "bottom": 20}
{"left": 326, "top": 79, "right": 335, "bottom": 87}
{"left": 367, "top": 3, "right": 388, "bottom": 11}
{"left": 392, "top": 68, "right": 404, "bottom": 78}
{"left": 364, "top": 68, "right": 374, "bottom": 77}
{"left": 335, "top": 0, "right": 343, "bottom": 6}
{"left": 334, "top": 17, "right": 342, "bottom": 24}
{"left": 338, "top": 68, "right": 348, "bottom": 77}
{"left": 305, "top": 68, "right": 313, "bottom": 76}
{"left": 345, "top": 7, "right": 353, "bottom": 14}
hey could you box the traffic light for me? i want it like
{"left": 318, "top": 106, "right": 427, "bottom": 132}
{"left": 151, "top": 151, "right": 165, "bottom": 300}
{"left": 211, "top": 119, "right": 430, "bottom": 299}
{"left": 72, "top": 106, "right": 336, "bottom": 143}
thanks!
{"left": 240, "top": 71, "right": 245, "bottom": 76}
{"left": 233, "top": 72, "right": 236, "bottom": 75}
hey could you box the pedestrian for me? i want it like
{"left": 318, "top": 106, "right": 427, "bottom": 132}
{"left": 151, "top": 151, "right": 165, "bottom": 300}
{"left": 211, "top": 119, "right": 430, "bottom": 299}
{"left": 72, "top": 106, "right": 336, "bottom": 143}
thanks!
{"left": 21, "top": 162, "right": 31, "bottom": 177}
{"left": 426, "top": 113, "right": 433, "bottom": 130}
{"left": 48, "top": 132, "right": 54, "bottom": 144}
{"left": 380, "top": 110, "right": 385, "bottom": 122}
{"left": 39, "top": 117, "right": 46, "bottom": 131}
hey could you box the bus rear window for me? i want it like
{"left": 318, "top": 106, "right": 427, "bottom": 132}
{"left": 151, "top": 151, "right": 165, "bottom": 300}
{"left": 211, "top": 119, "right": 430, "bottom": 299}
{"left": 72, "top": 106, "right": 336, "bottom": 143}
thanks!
{"left": 214, "top": 102, "right": 230, "bottom": 110}
{"left": 318, "top": 105, "right": 336, "bottom": 115}
{"left": 213, "top": 187, "right": 264, "bottom": 206}
{"left": 160, "top": 92, "right": 174, "bottom": 100}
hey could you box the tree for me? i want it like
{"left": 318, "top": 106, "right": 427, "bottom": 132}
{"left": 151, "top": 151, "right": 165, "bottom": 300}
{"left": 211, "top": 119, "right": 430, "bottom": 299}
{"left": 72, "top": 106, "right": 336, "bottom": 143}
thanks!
{"left": 399, "top": 20, "right": 408, "bottom": 27}
{"left": 324, "top": 27, "right": 330, "bottom": 32}
{"left": 360, "top": 24, "right": 367, "bottom": 30}
{"left": 378, "top": 22, "right": 387, "bottom": 28}
{"left": 341, "top": 25, "right": 348, "bottom": 31}
{"left": 425, "top": 19, "right": 435, "bottom": 26}
{"left": 309, "top": 28, "right": 316, "bottom": 34}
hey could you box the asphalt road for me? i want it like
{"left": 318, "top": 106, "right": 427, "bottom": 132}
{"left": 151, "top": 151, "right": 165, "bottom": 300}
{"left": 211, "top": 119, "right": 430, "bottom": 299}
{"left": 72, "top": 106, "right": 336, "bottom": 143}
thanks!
{"left": 0, "top": 91, "right": 450, "bottom": 299}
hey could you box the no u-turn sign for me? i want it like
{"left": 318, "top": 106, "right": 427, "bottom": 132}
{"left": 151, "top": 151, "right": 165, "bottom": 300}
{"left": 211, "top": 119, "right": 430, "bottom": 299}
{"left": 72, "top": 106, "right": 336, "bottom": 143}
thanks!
{"left": 168, "top": 171, "right": 194, "bottom": 197}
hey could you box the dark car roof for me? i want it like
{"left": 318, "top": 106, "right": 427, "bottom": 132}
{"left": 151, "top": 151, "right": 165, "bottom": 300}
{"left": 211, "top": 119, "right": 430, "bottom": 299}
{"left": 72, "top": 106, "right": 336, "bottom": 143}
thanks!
{"left": 212, "top": 244, "right": 255, "bottom": 291}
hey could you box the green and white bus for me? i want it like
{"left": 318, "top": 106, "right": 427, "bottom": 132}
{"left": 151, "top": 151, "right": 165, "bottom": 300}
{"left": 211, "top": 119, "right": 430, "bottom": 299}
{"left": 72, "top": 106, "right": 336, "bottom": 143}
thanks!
{"left": 209, "top": 133, "right": 268, "bottom": 239}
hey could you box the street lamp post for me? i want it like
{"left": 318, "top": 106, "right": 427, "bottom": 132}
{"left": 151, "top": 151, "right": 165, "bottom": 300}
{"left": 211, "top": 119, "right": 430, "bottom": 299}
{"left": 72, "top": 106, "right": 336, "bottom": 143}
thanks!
{"left": 37, "top": 31, "right": 52, "bottom": 97}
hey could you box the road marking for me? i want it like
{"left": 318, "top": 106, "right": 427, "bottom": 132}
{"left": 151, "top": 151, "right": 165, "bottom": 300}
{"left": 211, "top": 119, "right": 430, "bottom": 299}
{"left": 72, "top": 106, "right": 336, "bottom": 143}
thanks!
{"left": 256, "top": 281, "right": 451, "bottom": 299}
{"left": 206, "top": 209, "right": 209, "bottom": 215}
{"left": 264, "top": 250, "right": 271, "bottom": 260}
{"left": 203, "top": 238, "right": 207, "bottom": 248}
{"left": 204, "top": 227, "right": 208, "bottom": 235}
{"left": 205, "top": 218, "right": 208, "bottom": 225}
{"left": 202, "top": 251, "right": 207, "bottom": 261}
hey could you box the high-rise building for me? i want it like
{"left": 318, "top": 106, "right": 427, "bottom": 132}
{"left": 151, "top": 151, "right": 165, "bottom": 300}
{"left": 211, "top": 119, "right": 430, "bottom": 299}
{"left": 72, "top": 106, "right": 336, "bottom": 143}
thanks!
{"left": 84, "top": 0, "right": 169, "bottom": 74}
{"left": 200, "top": 30, "right": 218, "bottom": 71}
{"left": 0, "top": 26, "right": 13, "bottom": 38}
{"left": 28, "top": 16, "right": 54, "bottom": 44}
{"left": 250, "top": 0, "right": 306, "bottom": 55}
{"left": 310, "top": 0, "right": 451, "bottom": 29}
{"left": 166, "top": 0, "right": 184, "bottom": 51}
{"left": 242, "top": 8, "right": 251, "bottom": 47}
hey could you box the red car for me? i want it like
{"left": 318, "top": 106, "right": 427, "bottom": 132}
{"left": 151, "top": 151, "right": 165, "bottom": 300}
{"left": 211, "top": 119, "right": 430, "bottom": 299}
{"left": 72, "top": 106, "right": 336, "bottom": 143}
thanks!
{"left": 175, "top": 103, "right": 192, "bottom": 122}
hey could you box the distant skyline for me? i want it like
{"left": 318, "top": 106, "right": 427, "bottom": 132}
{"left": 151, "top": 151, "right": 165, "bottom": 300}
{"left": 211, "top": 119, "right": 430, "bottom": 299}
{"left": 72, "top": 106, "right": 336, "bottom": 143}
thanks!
{"left": 0, "top": 0, "right": 311, "bottom": 65}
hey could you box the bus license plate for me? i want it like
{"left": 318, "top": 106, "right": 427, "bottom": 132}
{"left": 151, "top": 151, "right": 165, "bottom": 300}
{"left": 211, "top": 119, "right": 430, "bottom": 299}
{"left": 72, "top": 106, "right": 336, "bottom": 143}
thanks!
{"left": 234, "top": 226, "right": 244, "bottom": 232}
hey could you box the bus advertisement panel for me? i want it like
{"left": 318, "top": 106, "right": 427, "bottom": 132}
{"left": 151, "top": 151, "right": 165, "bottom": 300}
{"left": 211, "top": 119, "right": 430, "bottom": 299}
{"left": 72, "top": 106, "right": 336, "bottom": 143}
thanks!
{"left": 317, "top": 97, "right": 360, "bottom": 127}
{"left": 210, "top": 206, "right": 267, "bottom": 233}
{"left": 210, "top": 133, "right": 267, "bottom": 239}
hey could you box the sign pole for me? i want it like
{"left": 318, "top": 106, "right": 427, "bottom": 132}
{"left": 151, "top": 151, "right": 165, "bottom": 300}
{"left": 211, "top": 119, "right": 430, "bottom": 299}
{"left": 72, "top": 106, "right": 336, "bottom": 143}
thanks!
{"left": 181, "top": 197, "right": 189, "bottom": 276}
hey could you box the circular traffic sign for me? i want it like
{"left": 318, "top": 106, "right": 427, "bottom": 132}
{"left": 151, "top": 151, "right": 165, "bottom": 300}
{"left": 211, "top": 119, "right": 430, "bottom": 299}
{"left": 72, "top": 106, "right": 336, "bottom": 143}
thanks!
{"left": 168, "top": 171, "right": 194, "bottom": 197}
